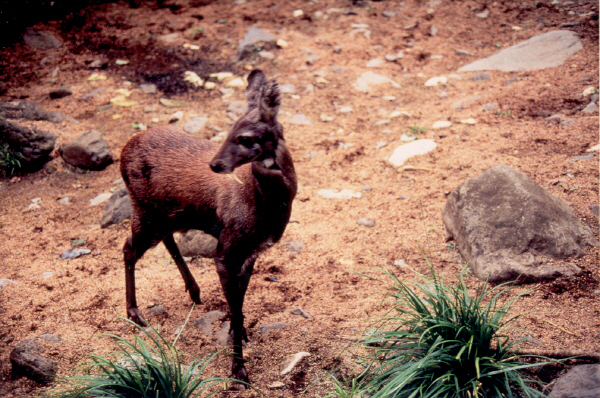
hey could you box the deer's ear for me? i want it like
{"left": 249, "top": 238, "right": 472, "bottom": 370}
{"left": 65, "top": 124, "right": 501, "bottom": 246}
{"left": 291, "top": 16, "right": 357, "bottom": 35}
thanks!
{"left": 260, "top": 81, "right": 280, "bottom": 122}
{"left": 246, "top": 70, "right": 267, "bottom": 109}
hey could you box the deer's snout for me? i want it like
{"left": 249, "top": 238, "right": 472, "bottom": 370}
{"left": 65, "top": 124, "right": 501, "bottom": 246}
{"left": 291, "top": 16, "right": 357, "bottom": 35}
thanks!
{"left": 209, "top": 161, "right": 223, "bottom": 173}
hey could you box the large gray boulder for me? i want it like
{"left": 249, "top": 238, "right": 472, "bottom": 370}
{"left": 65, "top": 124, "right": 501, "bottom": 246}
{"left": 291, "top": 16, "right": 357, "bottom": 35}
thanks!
{"left": 458, "top": 30, "right": 583, "bottom": 72}
{"left": 442, "top": 165, "right": 597, "bottom": 282}
{"left": 59, "top": 130, "right": 113, "bottom": 170}
{"left": 549, "top": 364, "right": 600, "bottom": 398}
{"left": 0, "top": 118, "right": 56, "bottom": 170}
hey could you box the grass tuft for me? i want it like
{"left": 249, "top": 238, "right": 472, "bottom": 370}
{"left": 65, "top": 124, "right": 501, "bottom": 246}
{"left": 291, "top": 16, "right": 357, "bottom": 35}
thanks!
{"left": 335, "top": 261, "right": 550, "bottom": 398}
{"left": 45, "top": 318, "right": 228, "bottom": 398}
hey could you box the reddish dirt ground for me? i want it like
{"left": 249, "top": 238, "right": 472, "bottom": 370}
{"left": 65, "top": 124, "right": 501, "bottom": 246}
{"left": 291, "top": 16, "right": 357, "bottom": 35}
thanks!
{"left": 0, "top": 0, "right": 598, "bottom": 397}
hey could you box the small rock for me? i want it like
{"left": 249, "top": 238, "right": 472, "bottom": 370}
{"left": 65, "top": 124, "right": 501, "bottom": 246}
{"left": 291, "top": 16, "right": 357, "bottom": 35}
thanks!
{"left": 284, "top": 241, "right": 304, "bottom": 254}
{"left": 482, "top": 102, "right": 495, "bottom": 112}
{"left": 215, "top": 322, "right": 231, "bottom": 346}
{"left": 401, "top": 134, "right": 417, "bottom": 142}
{"left": 148, "top": 305, "right": 166, "bottom": 317}
{"left": 330, "top": 65, "right": 346, "bottom": 74}
{"left": 194, "top": 311, "right": 226, "bottom": 335}
{"left": 317, "top": 189, "right": 362, "bottom": 199}
{"left": 174, "top": 230, "right": 218, "bottom": 258}
{"left": 60, "top": 248, "right": 91, "bottom": 259}
{"left": 456, "top": 49, "right": 475, "bottom": 56}
{"left": 169, "top": 111, "right": 184, "bottom": 123}
{"left": 591, "top": 205, "right": 599, "bottom": 217}
{"left": 81, "top": 88, "right": 107, "bottom": 101}
{"left": 432, "top": 120, "right": 452, "bottom": 129}
{"left": 276, "top": 39, "right": 288, "bottom": 48}
{"left": 375, "top": 141, "right": 387, "bottom": 150}
{"left": 425, "top": 76, "right": 447, "bottom": 86}
{"left": 357, "top": 217, "right": 376, "bottom": 227}
{"left": 320, "top": 113, "right": 334, "bottom": 122}
{"left": 100, "top": 189, "right": 132, "bottom": 228}
{"left": 439, "top": 91, "right": 448, "bottom": 98}
{"left": 226, "top": 78, "right": 245, "bottom": 87}
{"left": 37, "top": 334, "right": 61, "bottom": 343}
{"left": 382, "top": 11, "right": 398, "bottom": 18}
{"left": 90, "top": 192, "right": 112, "bottom": 206}
{"left": 279, "top": 84, "right": 296, "bottom": 94}
{"left": 338, "top": 106, "right": 353, "bottom": 113}
{"left": 288, "top": 114, "right": 313, "bottom": 125}
{"left": 354, "top": 72, "right": 401, "bottom": 92}
{"left": 269, "top": 381, "right": 286, "bottom": 389}
{"left": 280, "top": 352, "right": 310, "bottom": 375}
{"left": 160, "top": 98, "right": 190, "bottom": 108}
{"left": 472, "top": 73, "right": 490, "bottom": 81}
{"left": 290, "top": 308, "right": 313, "bottom": 319}
{"left": 389, "top": 139, "right": 437, "bottom": 167}
{"left": 0, "top": 279, "right": 17, "bottom": 293}
{"left": 23, "top": 30, "right": 62, "bottom": 50}
{"left": 258, "top": 323, "right": 290, "bottom": 336}
{"left": 504, "top": 77, "right": 519, "bottom": 86}
{"left": 403, "top": 21, "right": 418, "bottom": 30}
{"left": 430, "top": 25, "right": 439, "bottom": 36}
{"left": 266, "top": 276, "right": 279, "bottom": 282}
{"left": 333, "top": 46, "right": 342, "bottom": 54}
{"left": 475, "top": 9, "right": 490, "bottom": 18}
{"left": 582, "top": 102, "right": 598, "bottom": 113}
{"left": 258, "top": 50, "right": 275, "bottom": 59}
{"left": 183, "top": 117, "right": 208, "bottom": 135}
{"left": 49, "top": 86, "right": 72, "bottom": 99}
{"left": 139, "top": 83, "right": 157, "bottom": 94}
{"left": 559, "top": 119, "right": 575, "bottom": 127}
{"left": 59, "top": 130, "right": 113, "bottom": 170}
{"left": 361, "top": 185, "right": 372, "bottom": 191}
{"left": 366, "top": 58, "right": 384, "bottom": 68}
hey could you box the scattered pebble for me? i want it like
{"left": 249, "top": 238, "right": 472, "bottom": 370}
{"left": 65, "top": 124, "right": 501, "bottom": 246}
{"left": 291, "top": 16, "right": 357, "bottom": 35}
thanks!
{"left": 60, "top": 248, "right": 91, "bottom": 260}
{"left": 375, "top": 141, "right": 388, "bottom": 150}
{"left": 482, "top": 102, "right": 495, "bottom": 112}
{"left": 258, "top": 323, "right": 290, "bottom": 336}
{"left": 389, "top": 139, "right": 437, "bottom": 167}
{"left": 317, "top": 189, "right": 362, "bottom": 199}
{"left": 472, "top": 72, "right": 491, "bottom": 81}
{"left": 366, "top": 58, "right": 384, "bottom": 68}
{"left": 284, "top": 241, "right": 304, "bottom": 254}
{"left": 425, "top": 76, "right": 447, "bottom": 86}
{"left": 89, "top": 192, "right": 112, "bottom": 206}
{"left": 288, "top": 114, "right": 313, "bottom": 125}
{"left": 432, "top": 120, "right": 452, "bottom": 129}
{"left": 401, "top": 134, "right": 417, "bottom": 142}
{"left": 357, "top": 217, "right": 376, "bottom": 227}
{"left": 290, "top": 308, "right": 313, "bottom": 319}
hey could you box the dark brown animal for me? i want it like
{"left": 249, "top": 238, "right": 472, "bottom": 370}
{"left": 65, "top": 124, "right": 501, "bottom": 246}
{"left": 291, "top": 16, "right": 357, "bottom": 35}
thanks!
{"left": 119, "top": 70, "right": 297, "bottom": 385}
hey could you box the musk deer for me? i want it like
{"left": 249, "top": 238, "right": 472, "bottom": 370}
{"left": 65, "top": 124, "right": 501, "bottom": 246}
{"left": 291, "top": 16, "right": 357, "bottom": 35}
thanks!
{"left": 119, "top": 70, "right": 297, "bottom": 385}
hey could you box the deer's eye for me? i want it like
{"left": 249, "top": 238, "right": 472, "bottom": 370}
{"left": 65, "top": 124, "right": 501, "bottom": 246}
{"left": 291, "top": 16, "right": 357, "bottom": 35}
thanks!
{"left": 237, "top": 136, "right": 255, "bottom": 148}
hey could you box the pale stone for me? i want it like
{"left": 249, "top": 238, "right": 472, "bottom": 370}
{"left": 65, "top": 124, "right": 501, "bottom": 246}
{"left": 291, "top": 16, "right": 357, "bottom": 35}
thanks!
{"left": 389, "top": 139, "right": 437, "bottom": 167}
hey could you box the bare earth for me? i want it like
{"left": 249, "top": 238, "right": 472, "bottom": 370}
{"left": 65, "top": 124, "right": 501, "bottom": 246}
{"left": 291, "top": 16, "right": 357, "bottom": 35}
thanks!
{"left": 0, "top": 0, "right": 598, "bottom": 397}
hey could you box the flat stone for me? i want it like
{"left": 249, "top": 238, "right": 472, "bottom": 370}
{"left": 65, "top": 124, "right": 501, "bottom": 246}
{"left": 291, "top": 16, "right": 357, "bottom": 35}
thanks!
{"left": 258, "top": 322, "right": 290, "bottom": 336}
{"left": 458, "top": 30, "right": 583, "bottom": 72}
{"left": 280, "top": 352, "right": 310, "bottom": 375}
{"left": 290, "top": 308, "right": 313, "bottom": 319}
{"left": 194, "top": 311, "right": 226, "bottom": 335}
{"left": 183, "top": 117, "right": 208, "bottom": 135}
{"left": 90, "top": 192, "right": 112, "bottom": 206}
{"left": 389, "top": 139, "right": 437, "bottom": 167}
{"left": 354, "top": 72, "right": 401, "bottom": 92}
{"left": 317, "top": 189, "right": 362, "bottom": 199}
{"left": 279, "top": 84, "right": 296, "bottom": 94}
{"left": 366, "top": 58, "right": 384, "bottom": 68}
{"left": 139, "top": 83, "right": 157, "bottom": 94}
{"left": 472, "top": 72, "right": 490, "bottom": 81}
{"left": 582, "top": 102, "right": 598, "bottom": 113}
{"left": 60, "top": 248, "right": 91, "bottom": 259}
{"left": 0, "top": 101, "right": 64, "bottom": 123}
{"left": 284, "top": 241, "right": 304, "bottom": 254}
{"left": 288, "top": 114, "right": 313, "bottom": 125}
{"left": 0, "top": 118, "right": 56, "bottom": 171}
{"left": 237, "top": 27, "right": 276, "bottom": 61}
{"left": 23, "top": 30, "right": 62, "bottom": 50}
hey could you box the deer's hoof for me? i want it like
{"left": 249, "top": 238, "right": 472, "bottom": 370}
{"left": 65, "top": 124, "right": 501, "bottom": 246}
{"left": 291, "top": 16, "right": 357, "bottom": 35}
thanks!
{"left": 127, "top": 308, "right": 148, "bottom": 327}
{"left": 230, "top": 363, "right": 249, "bottom": 390}
{"left": 188, "top": 286, "right": 201, "bottom": 304}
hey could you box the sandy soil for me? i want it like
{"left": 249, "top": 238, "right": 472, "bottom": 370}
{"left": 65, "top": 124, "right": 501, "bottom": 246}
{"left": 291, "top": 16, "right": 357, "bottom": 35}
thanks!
{"left": 0, "top": 0, "right": 598, "bottom": 397}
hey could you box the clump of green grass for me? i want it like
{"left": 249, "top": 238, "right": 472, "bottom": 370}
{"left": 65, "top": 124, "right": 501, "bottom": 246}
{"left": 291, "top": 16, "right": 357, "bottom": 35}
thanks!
{"left": 336, "top": 264, "right": 549, "bottom": 398}
{"left": 0, "top": 143, "right": 25, "bottom": 177}
{"left": 45, "top": 318, "right": 227, "bottom": 398}
{"left": 408, "top": 126, "right": 428, "bottom": 134}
